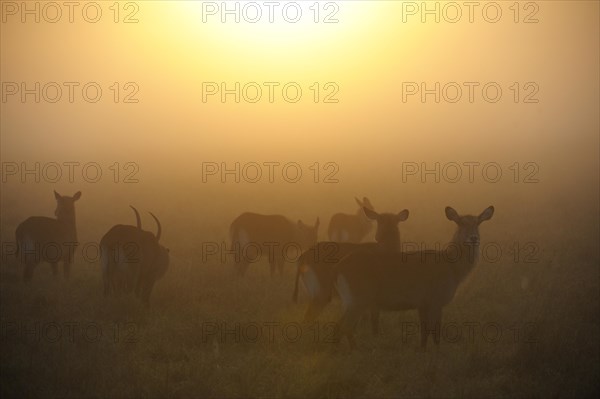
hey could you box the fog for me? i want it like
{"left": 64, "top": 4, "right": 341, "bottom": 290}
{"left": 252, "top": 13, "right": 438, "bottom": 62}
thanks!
{"left": 1, "top": 1, "right": 598, "bottom": 398}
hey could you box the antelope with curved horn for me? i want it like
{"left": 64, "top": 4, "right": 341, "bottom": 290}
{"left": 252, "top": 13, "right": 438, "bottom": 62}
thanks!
{"left": 135, "top": 211, "right": 169, "bottom": 304}
{"left": 333, "top": 206, "right": 495, "bottom": 350}
{"left": 100, "top": 207, "right": 169, "bottom": 305}
{"left": 15, "top": 190, "right": 82, "bottom": 281}
{"left": 328, "top": 197, "right": 375, "bottom": 243}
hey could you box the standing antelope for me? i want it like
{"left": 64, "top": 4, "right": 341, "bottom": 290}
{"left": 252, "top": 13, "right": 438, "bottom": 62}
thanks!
{"left": 333, "top": 206, "right": 495, "bottom": 350}
{"left": 229, "top": 213, "right": 320, "bottom": 276}
{"left": 294, "top": 207, "right": 409, "bottom": 332}
{"left": 15, "top": 190, "right": 81, "bottom": 281}
{"left": 100, "top": 207, "right": 169, "bottom": 305}
{"left": 328, "top": 197, "right": 375, "bottom": 242}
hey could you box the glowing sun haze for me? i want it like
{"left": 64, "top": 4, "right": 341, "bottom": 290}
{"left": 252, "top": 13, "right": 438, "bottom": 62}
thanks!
{"left": 0, "top": 1, "right": 598, "bottom": 218}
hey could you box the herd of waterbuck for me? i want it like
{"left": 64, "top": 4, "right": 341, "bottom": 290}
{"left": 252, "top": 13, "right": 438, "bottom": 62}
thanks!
{"left": 13, "top": 191, "right": 495, "bottom": 349}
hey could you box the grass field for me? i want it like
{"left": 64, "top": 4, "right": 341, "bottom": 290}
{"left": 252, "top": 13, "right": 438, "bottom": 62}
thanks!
{"left": 1, "top": 219, "right": 598, "bottom": 398}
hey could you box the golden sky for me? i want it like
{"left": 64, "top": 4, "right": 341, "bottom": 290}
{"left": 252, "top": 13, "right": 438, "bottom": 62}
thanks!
{"left": 1, "top": 1, "right": 598, "bottom": 228}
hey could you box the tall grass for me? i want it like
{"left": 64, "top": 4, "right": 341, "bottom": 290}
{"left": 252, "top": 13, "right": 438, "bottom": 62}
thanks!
{"left": 1, "top": 223, "right": 598, "bottom": 398}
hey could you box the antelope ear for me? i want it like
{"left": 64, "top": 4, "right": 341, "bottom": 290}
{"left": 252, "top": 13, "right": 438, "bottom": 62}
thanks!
{"left": 445, "top": 207, "right": 460, "bottom": 223}
{"left": 478, "top": 206, "right": 495, "bottom": 223}
{"left": 54, "top": 190, "right": 61, "bottom": 200}
{"left": 363, "top": 197, "right": 373, "bottom": 209}
{"left": 397, "top": 209, "right": 409, "bottom": 222}
{"left": 355, "top": 197, "right": 363, "bottom": 207}
{"left": 363, "top": 207, "right": 378, "bottom": 220}
{"left": 72, "top": 191, "right": 82, "bottom": 201}
{"left": 297, "top": 220, "right": 305, "bottom": 229}
{"left": 314, "top": 217, "right": 320, "bottom": 229}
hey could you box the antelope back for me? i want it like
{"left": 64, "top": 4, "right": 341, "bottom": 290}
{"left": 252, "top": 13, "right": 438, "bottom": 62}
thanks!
{"left": 231, "top": 212, "right": 319, "bottom": 250}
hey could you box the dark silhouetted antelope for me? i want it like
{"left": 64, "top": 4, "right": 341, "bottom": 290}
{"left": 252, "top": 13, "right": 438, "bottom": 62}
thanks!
{"left": 100, "top": 207, "right": 169, "bottom": 305}
{"left": 333, "top": 206, "right": 494, "bottom": 350}
{"left": 229, "top": 213, "right": 319, "bottom": 276}
{"left": 328, "top": 197, "right": 375, "bottom": 242}
{"left": 15, "top": 190, "right": 81, "bottom": 281}
{"left": 294, "top": 207, "right": 409, "bottom": 331}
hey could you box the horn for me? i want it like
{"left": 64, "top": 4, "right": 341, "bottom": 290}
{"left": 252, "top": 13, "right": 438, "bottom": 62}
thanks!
{"left": 149, "top": 212, "right": 162, "bottom": 241}
{"left": 130, "top": 206, "right": 142, "bottom": 229}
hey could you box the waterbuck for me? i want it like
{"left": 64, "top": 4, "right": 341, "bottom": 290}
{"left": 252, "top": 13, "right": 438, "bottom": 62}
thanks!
{"left": 328, "top": 197, "right": 375, "bottom": 242}
{"left": 294, "top": 207, "right": 409, "bottom": 331}
{"left": 100, "top": 207, "right": 169, "bottom": 305}
{"left": 229, "top": 213, "right": 320, "bottom": 276}
{"left": 15, "top": 190, "right": 82, "bottom": 281}
{"left": 333, "top": 206, "right": 494, "bottom": 350}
